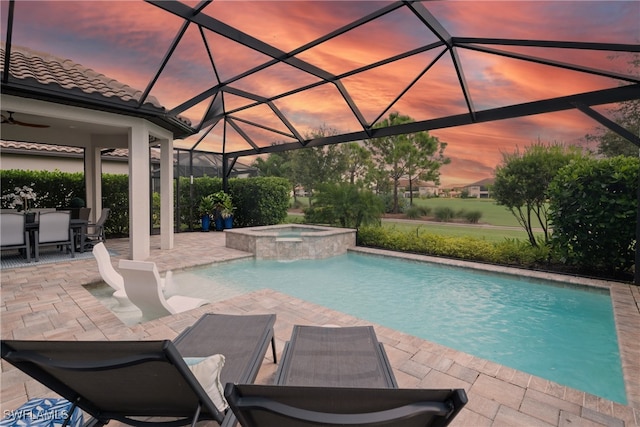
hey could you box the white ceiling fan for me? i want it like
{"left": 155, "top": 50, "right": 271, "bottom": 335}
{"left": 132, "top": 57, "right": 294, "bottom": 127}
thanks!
{"left": 1, "top": 111, "right": 50, "bottom": 128}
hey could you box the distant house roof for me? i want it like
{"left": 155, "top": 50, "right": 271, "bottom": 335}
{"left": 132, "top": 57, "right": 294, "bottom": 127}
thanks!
{"left": 397, "top": 179, "right": 438, "bottom": 188}
{"left": 466, "top": 178, "right": 494, "bottom": 188}
{"left": 1, "top": 45, "right": 193, "bottom": 137}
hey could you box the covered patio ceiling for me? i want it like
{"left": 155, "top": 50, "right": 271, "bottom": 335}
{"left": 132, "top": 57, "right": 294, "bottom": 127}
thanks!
{"left": 1, "top": 1, "right": 639, "bottom": 167}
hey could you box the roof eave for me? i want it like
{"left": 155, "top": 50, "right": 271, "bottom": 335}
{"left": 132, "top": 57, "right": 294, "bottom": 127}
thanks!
{"left": 1, "top": 79, "right": 197, "bottom": 139}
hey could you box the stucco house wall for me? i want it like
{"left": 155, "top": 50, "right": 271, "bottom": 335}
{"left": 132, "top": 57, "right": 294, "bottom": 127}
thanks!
{"left": 1, "top": 141, "right": 134, "bottom": 174}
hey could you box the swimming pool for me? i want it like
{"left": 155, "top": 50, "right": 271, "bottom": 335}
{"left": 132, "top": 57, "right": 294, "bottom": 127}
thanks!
{"left": 179, "top": 252, "right": 626, "bottom": 404}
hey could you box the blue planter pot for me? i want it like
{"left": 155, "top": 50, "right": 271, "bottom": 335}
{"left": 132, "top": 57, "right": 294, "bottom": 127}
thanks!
{"left": 201, "top": 215, "right": 210, "bottom": 231}
{"left": 224, "top": 216, "right": 233, "bottom": 229}
{"left": 214, "top": 216, "right": 224, "bottom": 231}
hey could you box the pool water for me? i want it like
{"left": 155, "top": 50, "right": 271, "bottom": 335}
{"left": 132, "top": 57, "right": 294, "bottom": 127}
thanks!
{"left": 182, "top": 252, "right": 626, "bottom": 404}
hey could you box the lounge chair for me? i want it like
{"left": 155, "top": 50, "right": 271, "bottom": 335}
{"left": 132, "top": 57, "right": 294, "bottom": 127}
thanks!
{"left": 225, "top": 384, "right": 467, "bottom": 426}
{"left": 223, "top": 325, "right": 467, "bottom": 426}
{"left": 275, "top": 325, "right": 397, "bottom": 387}
{"left": 92, "top": 244, "right": 177, "bottom": 311}
{"left": 1, "top": 313, "right": 277, "bottom": 427}
{"left": 92, "top": 242, "right": 130, "bottom": 309}
{"left": 118, "top": 259, "right": 209, "bottom": 320}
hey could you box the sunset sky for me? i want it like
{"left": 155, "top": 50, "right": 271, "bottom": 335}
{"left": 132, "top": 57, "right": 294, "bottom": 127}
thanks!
{"left": 2, "top": 1, "right": 638, "bottom": 186}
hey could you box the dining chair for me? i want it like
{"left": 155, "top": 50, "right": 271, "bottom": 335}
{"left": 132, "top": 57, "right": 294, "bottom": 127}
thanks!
{"left": 35, "top": 211, "right": 74, "bottom": 262}
{"left": 85, "top": 208, "right": 110, "bottom": 245}
{"left": 78, "top": 207, "right": 91, "bottom": 221}
{"left": 0, "top": 212, "right": 32, "bottom": 262}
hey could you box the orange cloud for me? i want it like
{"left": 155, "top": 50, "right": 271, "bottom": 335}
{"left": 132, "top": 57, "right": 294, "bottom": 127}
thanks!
{"left": 6, "top": 1, "right": 636, "bottom": 185}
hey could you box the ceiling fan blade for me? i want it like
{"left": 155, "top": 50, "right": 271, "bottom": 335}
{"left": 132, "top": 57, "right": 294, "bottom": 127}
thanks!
{"left": 11, "top": 118, "right": 50, "bottom": 128}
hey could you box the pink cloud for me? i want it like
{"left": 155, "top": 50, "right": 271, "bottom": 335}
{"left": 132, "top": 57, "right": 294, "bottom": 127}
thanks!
{"left": 6, "top": 1, "right": 635, "bottom": 184}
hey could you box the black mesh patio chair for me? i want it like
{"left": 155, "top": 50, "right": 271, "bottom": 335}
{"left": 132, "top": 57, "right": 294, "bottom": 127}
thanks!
{"left": 275, "top": 325, "right": 397, "bottom": 388}
{"left": 224, "top": 325, "right": 467, "bottom": 426}
{"left": 1, "top": 313, "right": 277, "bottom": 427}
{"left": 225, "top": 382, "right": 467, "bottom": 426}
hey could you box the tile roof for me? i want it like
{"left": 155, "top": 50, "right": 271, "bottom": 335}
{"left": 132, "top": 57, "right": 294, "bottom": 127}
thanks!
{"left": 0, "top": 140, "right": 156, "bottom": 160}
{"left": 2, "top": 45, "right": 165, "bottom": 110}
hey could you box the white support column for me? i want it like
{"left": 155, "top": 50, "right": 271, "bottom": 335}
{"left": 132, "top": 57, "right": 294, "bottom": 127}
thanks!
{"left": 160, "top": 137, "right": 174, "bottom": 250}
{"left": 85, "top": 142, "right": 103, "bottom": 223}
{"left": 128, "top": 122, "right": 151, "bottom": 260}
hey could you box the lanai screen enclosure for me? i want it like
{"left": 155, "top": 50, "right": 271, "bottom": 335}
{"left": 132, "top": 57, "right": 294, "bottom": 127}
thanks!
{"left": 3, "top": 1, "right": 638, "bottom": 157}
{"left": 1, "top": 0, "right": 639, "bottom": 260}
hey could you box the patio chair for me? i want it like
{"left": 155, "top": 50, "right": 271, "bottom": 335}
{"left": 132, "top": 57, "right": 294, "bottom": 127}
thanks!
{"left": 0, "top": 212, "right": 31, "bottom": 263}
{"left": 92, "top": 243, "right": 174, "bottom": 310}
{"left": 85, "top": 207, "right": 110, "bottom": 246}
{"left": 1, "top": 313, "right": 278, "bottom": 427}
{"left": 275, "top": 325, "right": 397, "bottom": 388}
{"left": 78, "top": 207, "right": 91, "bottom": 221}
{"left": 35, "top": 211, "right": 74, "bottom": 262}
{"left": 92, "top": 242, "right": 131, "bottom": 309}
{"left": 224, "top": 384, "right": 467, "bottom": 427}
{"left": 119, "top": 259, "right": 209, "bottom": 320}
{"left": 226, "top": 325, "right": 466, "bottom": 426}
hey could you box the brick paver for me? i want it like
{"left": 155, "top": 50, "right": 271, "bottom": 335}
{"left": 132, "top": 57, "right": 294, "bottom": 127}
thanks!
{"left": 1, "top": 232, "right": 638, "bottom": 426}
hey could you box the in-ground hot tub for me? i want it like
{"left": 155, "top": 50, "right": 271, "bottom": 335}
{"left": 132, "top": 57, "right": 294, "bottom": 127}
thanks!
{"left": 225, "top": 224, "right": 356, "bottom": 260}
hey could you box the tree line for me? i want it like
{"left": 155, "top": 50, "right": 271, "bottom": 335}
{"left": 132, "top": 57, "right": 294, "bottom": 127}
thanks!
{"left": 253, "top": 98, "right": 639, "bottom": 278}
{"left": 251, "top": 112, "right": 450, "bottom": 215}
{"left": 493, "top": 84, "right": 639, "bottom": 277}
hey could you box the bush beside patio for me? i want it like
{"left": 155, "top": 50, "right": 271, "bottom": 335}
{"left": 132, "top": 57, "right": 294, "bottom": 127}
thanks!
{"left": 357, "top": 225, "right": 552, "bottom": 268}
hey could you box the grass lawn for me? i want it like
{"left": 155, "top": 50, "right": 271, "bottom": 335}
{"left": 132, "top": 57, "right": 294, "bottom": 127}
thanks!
{"left": 292, "top": 197, "right": 521, "bottom": 227}
{"left": 289, "top": 197, "right": 543, "bottom": 242}
{"left": 411, "top": 198, "right": 521, "bottom": 227}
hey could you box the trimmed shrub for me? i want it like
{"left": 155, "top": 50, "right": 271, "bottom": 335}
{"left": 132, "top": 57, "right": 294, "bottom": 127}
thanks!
{"left": 418, "top": 206, "right": 431, "bottom": 216}
{"left": 404, "top": 206, "right": 423, "bottom": 219}
{"left": 2, "top": 170, "right": 290, "bottom": 236}
{"left": 229, "top": 177, "right": 290, "bottom": 227}
{"left": 434, "top": 206, "right": 454, "bottom": 222}
{"left": 304, "top": 183, "right": 384, "bottom": 228}
{"left": 548, "top": 155, "right": 639, "bottom": 274}
{"left": 177, "top": 176, "right": 223, "bottom": 230}
{"left": 0, "top": 169, "right": 84, "bottom": 209}
{"left": 101, "top": 173, "right": 128, "bottom": 236}
{"left": 357, "top": 225, "right": 549, "bottom": 268}
{"left": 464, "top": 210, "right": 483, "bottom": 224}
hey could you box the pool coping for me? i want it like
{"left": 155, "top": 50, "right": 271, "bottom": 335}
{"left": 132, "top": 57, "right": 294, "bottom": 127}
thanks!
{"left": 351, "top": 246, "right": 640, "bottom": 410}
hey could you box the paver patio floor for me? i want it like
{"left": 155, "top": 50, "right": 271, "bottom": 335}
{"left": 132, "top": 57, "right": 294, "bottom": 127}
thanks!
{"left": 1, "top": 232, "right": 638, "bottom": 426}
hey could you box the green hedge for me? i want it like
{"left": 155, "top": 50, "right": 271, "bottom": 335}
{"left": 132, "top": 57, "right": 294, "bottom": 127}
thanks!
{"left": 548, "top": 155, "right": 639, "bottom": 274}
{"left": 229, "top": 177, "right": 290, "bottom": 227}
{"left": 0, "top": 169, "right": 129, "bottom": 237}
{"left": 0, "top": 169, "right": 85, "bottom": 208}
{"left": 177, "top": 176, "right": 223, "bottom": 230}
{"left": 357, "top": 225, "right": 551, "bottom": 268}
{"left": 2, "top": 170, "right": 289, "bottom": 235}
{"left": 102, "top": 173, "right": 129, "bottom": 236}
{"left": 176, "top": 176, "right": 289, "bottom": 229}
